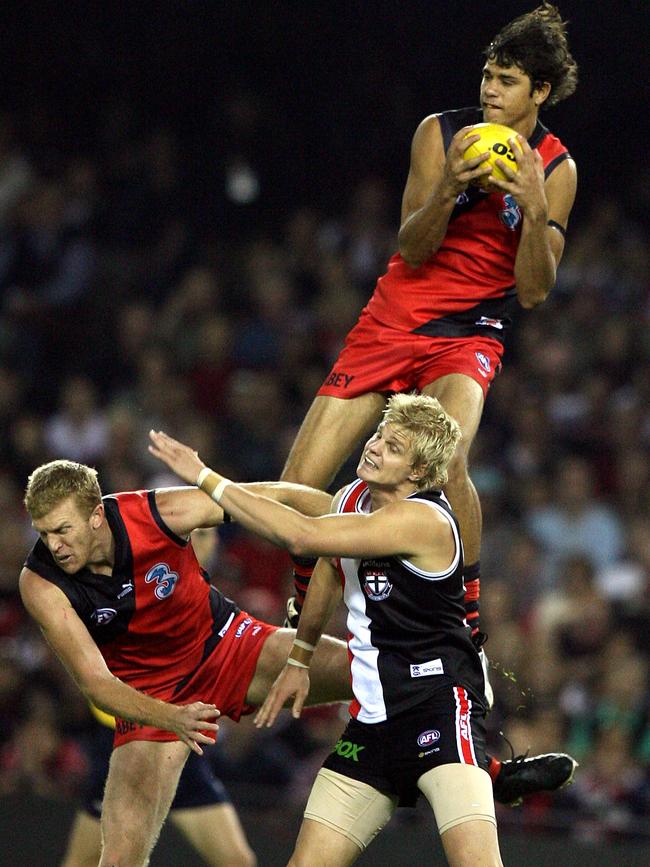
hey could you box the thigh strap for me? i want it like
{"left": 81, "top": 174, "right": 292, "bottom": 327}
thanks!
{"left": 304, "top": 768, "right": 397, "bottom": 851}
{"left": 418, "top": 763, "right": 496, "bottom": 835}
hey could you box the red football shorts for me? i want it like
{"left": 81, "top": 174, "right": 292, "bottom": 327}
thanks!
{"left": 318, "top": 310, "right": 504, "bottom": 400}
{"left": 113, "top": 611, "right": 278, "bottom": 747}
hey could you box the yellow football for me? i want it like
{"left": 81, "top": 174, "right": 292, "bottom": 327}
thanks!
{"left": 463, "top": 122, "right": 521, "bottom": 183}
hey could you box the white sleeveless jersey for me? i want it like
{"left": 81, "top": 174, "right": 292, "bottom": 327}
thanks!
{"left": 336, "top": 479, "right": 485, "bottom": 723}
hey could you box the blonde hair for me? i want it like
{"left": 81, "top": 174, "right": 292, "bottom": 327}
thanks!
{"left": 382, "top": 393, "right": 461, "bottom": 490}
{"left": 24, "top": 460, "right": 102, "bottom": 520}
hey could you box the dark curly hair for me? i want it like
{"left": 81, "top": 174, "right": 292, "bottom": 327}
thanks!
{"left": 484, "top": 2, "right": 578, "bottom": 108}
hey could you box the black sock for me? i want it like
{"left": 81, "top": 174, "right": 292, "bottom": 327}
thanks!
{"left": 291, "top": 554, "right": 318, "bottom": 612}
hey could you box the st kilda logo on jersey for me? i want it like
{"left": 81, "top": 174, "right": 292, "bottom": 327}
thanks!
{"left": 363, "top": 569, "right": 393, "bottom": 602}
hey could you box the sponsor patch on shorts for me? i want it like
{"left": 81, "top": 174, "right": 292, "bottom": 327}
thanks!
{"left": 475, "top": 351, "right": 491, "bottom": 372}
{"left": 410, "top": 658, "right": 444, "bottom": 678}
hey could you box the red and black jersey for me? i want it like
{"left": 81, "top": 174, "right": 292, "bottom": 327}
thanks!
{"left": 366, "top": 106, "right": 571, "bottom": 343}
{"left": 335, "top": 479, "right": 485, "bottom": 723}
{"left": 25, "top": 490, "right": 239, "bottom": 698}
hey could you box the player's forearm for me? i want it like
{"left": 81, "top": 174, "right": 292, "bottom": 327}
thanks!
{"left": 83, "top": 674, "right": 178, "bottom": 732}
{"left": 241, "top": 481, "right": 332, "bottom": 517}
{"left": 398, "top": 187, "right": 457, "bottom": 267}
{"left": 295, "top": 563, "right": 342, "bottom": 649}
{"left": 214, "top": 479, "right": 322, "bottom": 557}
{"left": 514, "top": 217, "right": 556, "bottom": 308}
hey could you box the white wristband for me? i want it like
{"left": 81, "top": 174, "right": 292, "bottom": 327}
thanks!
{"left": 196, "top": 467, "right": 212, "bottom": 488}
{"left": 293, "top": 639, "right": 316, "bottom": 652}
{"left": 286, "top": 657, "right": 309, "bottom": 669}
{"left": 212, "top": 478, "right": 232, "bottom": 504}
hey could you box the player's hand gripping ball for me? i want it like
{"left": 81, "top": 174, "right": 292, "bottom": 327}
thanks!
{"left": 463, "top": 122, "right": 521, "bottom": 184}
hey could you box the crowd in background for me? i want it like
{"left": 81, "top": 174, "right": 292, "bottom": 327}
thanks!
{"left": 0, "top": 80, "right": 649, "bottom": 850}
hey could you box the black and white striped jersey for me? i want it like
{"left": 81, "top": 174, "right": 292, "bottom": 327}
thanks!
{"left": 335, "top": 478, "right": 485, "bottom": 723}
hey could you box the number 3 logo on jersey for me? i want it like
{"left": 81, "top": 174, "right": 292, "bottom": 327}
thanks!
{"left": 145, "top": 562, "right": 179, "bottom": 599}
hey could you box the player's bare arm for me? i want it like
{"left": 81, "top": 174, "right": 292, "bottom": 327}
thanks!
{"left": 254, "top": 556, "right": 343, "bottom": 729}
{"left": 398, "top": 117, "right": 490, "bottom": 268}
{"left": 151, "top": 430, "right": 455, "bottom": 560}
{"left": 207, "top": 480, "right": 452, "bottom": 563}
{"left": 154, "top": 486, "right": 227, "bottom": 538}
{"left": 149, "top": 430, "right": 333, "bottom": 537}
{"left": 18, "top": 568, "right": 220, "bottom": 754}
{"left": 149, "top": 430, "right": 454, "bottom": 562}
{"left": 489, "top": 139, "right": 577, "bottom": 307}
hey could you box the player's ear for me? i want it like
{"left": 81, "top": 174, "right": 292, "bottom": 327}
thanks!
{"left": 90, "top": 503, "right": 104, "bottom": 529}
{"left": 533, "top": 80, "right": 551, "bottom": 107}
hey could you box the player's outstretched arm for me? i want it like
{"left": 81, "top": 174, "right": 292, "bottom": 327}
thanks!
{"left": 254, "top": 557, "right": 342, "bottom": 729}
{"left": 151, "top": 428, "right": 451, "bottom": 561}
{"left": 19, "top": 569, "right": 219, "bottom": 754}
{"left": 149, "top": 430, "right": 333, "bottom": 538}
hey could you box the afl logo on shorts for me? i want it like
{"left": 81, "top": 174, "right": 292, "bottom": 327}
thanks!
{"left": 417, "top": 729, "right": 441, "bottom": 748}
{"left": 363, "top": 571, "right": 393, "bottom": 602}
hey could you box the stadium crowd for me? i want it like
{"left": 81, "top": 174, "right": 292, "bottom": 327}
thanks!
{"left": 0, "top": 84, "right": 648, "bottom": 850}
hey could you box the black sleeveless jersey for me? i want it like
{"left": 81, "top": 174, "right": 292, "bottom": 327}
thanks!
{"left": 336, "top": 479, "right": 485, "bottom": 722}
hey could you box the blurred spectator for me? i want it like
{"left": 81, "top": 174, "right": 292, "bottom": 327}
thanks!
{"left": 158, "top": 265, "right": 224, "bottom": 372}
{"left": 43, "top": 375, "right": 108, "bottom": 464}
{"left": 0, "top": 366, "right": 26, "bottom": 466}
{"left": 603, "top": 518, "right": 650, "bottom": 655}
{"left": 0, "top": 112, "right": 35, "bottom": 230}
{"left": 565, "top": 727, "right": 648, "bottom": 844}
{"left": 319, "top": 175, "right": 396, "bottom": 294}
{"left": 221, "top": 368, "right": 291, "bottom": 481}
{"left": 187, "top": 313, "right": 234, "bottom": 414}
{"left": 0, "top": 179, "right": 95, "bottom": 381}
{"left": 526, "top": 455, "right": 624, "bottom": 589}
{"left": 0, "top": 683, "right": 87, "bottom": 800}
{"left": 6, "top": 413, "right": 49, "bottom": 489}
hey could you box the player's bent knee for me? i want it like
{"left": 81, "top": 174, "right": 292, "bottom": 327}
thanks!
{"left": 303, "top": 768, "right": 397, "bottom": 851}
{"left": 418, "top": 763, "right": 495, "bottom": 835}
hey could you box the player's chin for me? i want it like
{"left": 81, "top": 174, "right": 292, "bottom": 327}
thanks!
{"left": 357, "top": 464, "right": 374, "bottom": 483}
{"left": 356, "top": 458, "right": 371, "bottom": 477}
{"left": 482, "top": 107, "right": 501, "bottom": 121}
